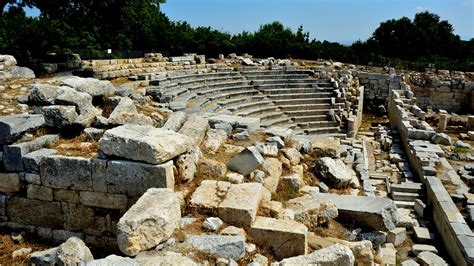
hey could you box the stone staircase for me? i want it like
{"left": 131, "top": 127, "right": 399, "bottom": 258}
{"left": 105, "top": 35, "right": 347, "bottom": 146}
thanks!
{"left": 145, "top": 68, "right": 348, "bottom": 137}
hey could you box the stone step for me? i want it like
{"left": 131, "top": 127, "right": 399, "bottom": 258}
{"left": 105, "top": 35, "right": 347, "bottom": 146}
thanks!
{"left": 391, "top": 182, "right": 423, "bottom": 193}
{"left": 278, "top": 103, "right": 344, "bottom": 111}
{"left": 237, "top": 106, "right": 280, "bottom": 116}
{"left": 258, "top": 87, "right": 334, "bottom": 94}
{"left": 197, "top": 85, "right": 254, "bottom": 97}
{"left": 219, "top": 96, "right": 269, "bottom": 110}
{"left": 150, "top": 72, "right": 243, "bottom": 85}
{"left": 394, "top": 201, "right": 415, "bottom": 208}
{"left": 272, "top": 98, "right": 333, "bottom": 105}
{"left": 209, "top": 90, "right": 260, "bottom": 102}
{"left": 391, "top": 191, "right": 420, "bottom": 201}
{"left": 301, "top": 126, "right": 340, "bottom": 135}
{"left": 297, "top": 121, "right": 339, "bottom": 129}
{"left": 252, "top": 79, "right": 322, "bottom": 85}
{"left": 283, "top": 109, "right": 337, "bottom": 117}
{"left": 261, "top": 117, "right": 293, "bottom": 127}
{"left": 266, "top": 93, "right": 334, "bottom": 100}
{"left": 255, "top": 83, "right": 333, "bottom": 90}
{"left": 254, "top": 112, "right": 285, "bottom": 122}
{"left": 245, "top": 74, "right": 309, "bottom": 80}
{"left": 291, "top": 115, "right": 328, "bottom": 123}
{"left": 370, "top": 173, "right": 390, "bottom": 180}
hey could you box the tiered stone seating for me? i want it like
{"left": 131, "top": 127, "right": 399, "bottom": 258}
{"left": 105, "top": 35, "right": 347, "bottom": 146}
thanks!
{"left": 145, "top": 68, "right": 348, "bottom": 136}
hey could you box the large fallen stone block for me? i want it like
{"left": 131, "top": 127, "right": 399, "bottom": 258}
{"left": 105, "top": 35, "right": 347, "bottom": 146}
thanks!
{"left": 88, "top": 255, "right": 139, "bottom": 266}
{"left": 218, "top": 183, "right": 264, "bottom": 227}
{"left": 106, "top": 97, "right": 153, "bottom": 126}
{"left": 312, "top": 194, "right": 399, "bottom": 231}
{"left": 34, "top": 105, "right": 79, "bottom": 128}
{"left": 162, "top": 111, "right": 187, "bottom": 132}
{"left": 136, "top": 251, "right": 198, "bottom": 266}
{"left": 0, "top": 114, "right": 45, "bottom": 144}
{"left": 176, "top": 148, "right": 201, "bottom": 182}
{"left": 315, "top": 157, "right": 354, "bottom": 188}
{"left": 57, "top": 237, "right": 94, "bottom": 265}
{"left": 278, "top": 243, "right": 354, "bottom": 265}
{"left": 178, "top": 116, "right": 209, "bottom": 145}
{"left": 227, "top": 146, "right": 264, "bottom": 176}
{"left": 61, "top": 76, "right": 115, "bottom": 97}
{"left": 203, "top": 129, "right": 228, "bottom": 153}
{"left": 189, "top": 180, "right": 231, "bottom": 212}
{"left": 311, "top": 137, "right": 341, "bottom": 158}
{"left": 105, "top": 160, "right": 174, "bottom": 196}
{"left": 99, "top": 124, "right": 192, "bottom": 164}
{"left": 248, "top": 216, "right": 308, "bottom": 260}
{"left": 117, "top": 188, "right": 180, "bottom": 256}
{"left": 23, "top": 148, "right": 57, "bottom": 173}
{"left": 182, "top": 235, "right": 245, "bottom": 261}
{"left": 28, "top": 84, "right": 62, "bottom": 105}
{"left": 285, "top": 194, "right": 338, "bottom": 228}
{"left": 207, "top": 114, "right": 260, "bottom": 131}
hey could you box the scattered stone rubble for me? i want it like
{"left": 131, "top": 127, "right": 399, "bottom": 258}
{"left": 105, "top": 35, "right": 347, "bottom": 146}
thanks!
{"left": 0, "top": 54, "right": 472, "bottom": 265}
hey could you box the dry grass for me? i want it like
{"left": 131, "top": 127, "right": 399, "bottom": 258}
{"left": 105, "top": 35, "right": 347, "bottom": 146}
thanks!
{"left": 0, "top": 232, "right": 51, "bottom": 265}
{"left": 53, "top": 134, "right": 99, "bottom": 158}
{"left": 313, "top": 220, "right": 351, "bottom": 239}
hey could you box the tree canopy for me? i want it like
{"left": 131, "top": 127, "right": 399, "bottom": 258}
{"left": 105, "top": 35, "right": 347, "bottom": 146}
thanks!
{"left": 0, "top": 1, "right": 472, "bottom": 71}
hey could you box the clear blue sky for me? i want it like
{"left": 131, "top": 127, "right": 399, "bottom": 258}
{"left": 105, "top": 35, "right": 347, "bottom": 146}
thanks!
{"left": 22, "top": 0, "right": 473, "bottom": 44}
{"left": 160, "top": 0, "right": 473, "bottom": 44}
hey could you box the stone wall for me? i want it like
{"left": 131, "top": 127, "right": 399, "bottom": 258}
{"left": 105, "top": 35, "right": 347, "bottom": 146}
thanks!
{"left": 409, "top": 76, "right": 474, "bottom": 113}
{"left": 388, "top": 83, "right": 474, "bottom": 265}
{"left": 0, "top": 152, "right": 174, "bottom": 249}
{"left": 356, "top": 72, "right": 402, "bottom": 106}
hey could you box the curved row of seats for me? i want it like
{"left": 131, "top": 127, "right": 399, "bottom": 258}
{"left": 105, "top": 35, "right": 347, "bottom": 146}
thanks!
{"left": 145, "top": 67, "right": 346, "bottom": 136}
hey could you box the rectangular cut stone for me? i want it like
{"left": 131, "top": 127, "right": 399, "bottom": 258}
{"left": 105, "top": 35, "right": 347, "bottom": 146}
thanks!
{"left": 311, "top": 194, "right": 399, "bottom": 231}
{"left": 99, "top": 124, "right": 192, "bottom": 164}
{"left": 23, "top": 148, "right": 57, "bottom": 173}
{"left": 40, "top": 155, "right": 93, "bottom": 191}
{"left": 0, "top": 173, "right": 20, "bottom": 194}
{"left": 207, "top": 114, "right": 260, "bottom": 131}
{"left": 6, "top": 197, "right": 63, "bottom": 228}
{"left": 53, "top": 189, "right": 79, "bottom": 203}
{"left": 227, "top": 147, "right": 264, "bottom": 176}
{"left": 79, "top": 191, "right": 128, "bottom": 209}
{"left": 218, "top": 183, "right": 264, "bottom": 227}
{"left": 0, "top": 114, "right": 45, "bottom": 144}
{"left": 106, "top": 160, "right": 174, "bottom": 196}
{"left": 27, "top": 185, "right": 53, "bottom": 201}
{"left": 190, "top": 180, "right": 231, "bottom": 212}
{"left": 248, "top": 216, "right": 308, "bottom": 260}
{"left": 91, "top": 159, "right": 107, "bottom": 192}
{"left": 178, "top": 116, "right": 209, "bottom": 145}
{"left": 3, "top": 135, "right": 58, "bottom": 172}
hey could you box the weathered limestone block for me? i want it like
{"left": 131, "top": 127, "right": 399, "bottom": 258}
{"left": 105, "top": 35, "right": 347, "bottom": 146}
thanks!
{"left": 0, "top": 114, "right": 45, "bottom": 144}
{"left": 34, "top": 105, "right": 79, "bottom": 128}
{"left": 40, "top": 155, "right": 93, "bottom": 191}
{"left": 281, "top": 148, "right": 302, "bottom": 165}
{"left": 176, "top": 148, "right": 201, "bottom": 182}
{"left": 227, "top": 146, "right": 264, "bottom": 176}
{"left": 189, "top": 180, "right": 231, "bottom": 212}
{"left": 285, "top": 195, "right": 338, "bottom": 227}
{"left": 4, "top": 134, "right": 59, "bottom": 172}
{"left": 23, "top": 148, "right": 57, "bottom": 173}
{"left": 61, "top": 202, "right": 96, "bottom": 232}
{"left": 106, "top": 160, "right": 174, "bottom": 196}
{"left": 79, "top": 191, "right": 128, "bottom": 209}
{"left": 197, "top": 157, "right": 227, "bottom": 179}
{"left": 182, "top": 235, "right": 245, "bottom": 261}
{"left": 315, "top": 157, "right": 354, "bottom": 188}
{"left": 312, "top": 194, "right": 399, "bottom": 231}
{"left": 248, "top": 216, "right": 308, "bottom": 260}
{"left": 117, "top": 188, "right": 180, "bottom": 256}
{"left": 0, "top": 173, "right": 20, "bottom": 194}
{"left": 162, "top": 111, "right": 187, "bottom": 132}
{"left": 29, "top": 247, "right": 59, "bottom": 265}
{"left": 106, "top": 97, "right": 153, "bottom": 126}
{"left": 87, "top": 255, "right": 139, "bottom": 266}
{"left": 178, "top": 116, "right": 209, "bottom": 145}
{"left": 218, "top": 183, "right": 264, "bottom": 227}
{"left": 99, "top": 124, "right": 192, "bottom": 164}
{"left": 203, "top": 129, "right": 228, "bottom": 153}
{"left": 6, "top": 197, "right": 63, "bottom": 228}
{"left": 262, "top": 158, "right": 282, "bottom": 193}
{"left": 136, "top": 251, "right": 198, "bottom": 265}
{"left": 61, "top": 76, "right": 115, "bottom": 97}
{"left": 278, "top": 243, "right": 354, "bottom": 265}
{"left": 27, "top": 184, "right": 53, "bottom": 201}
{"left": 57, "top": 237, "right": 94, "bottom": 265}
{"left": 311, "top": 138, "right": 341, "bottom": 158}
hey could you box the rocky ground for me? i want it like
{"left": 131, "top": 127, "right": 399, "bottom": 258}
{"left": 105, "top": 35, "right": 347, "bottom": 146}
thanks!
{"left": 1, "top": 54, "right": 472, "bottom": 265}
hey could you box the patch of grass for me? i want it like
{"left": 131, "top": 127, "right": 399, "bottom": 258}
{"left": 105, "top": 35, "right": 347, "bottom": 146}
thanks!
{"left": 454, "top": 147, "right": 471, "bottom": 154}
